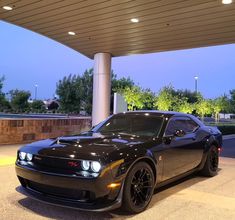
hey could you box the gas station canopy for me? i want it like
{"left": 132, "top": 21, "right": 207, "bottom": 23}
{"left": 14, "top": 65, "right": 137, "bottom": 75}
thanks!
{"left": 1, "top": 0, "right": 235, "bottom": 58}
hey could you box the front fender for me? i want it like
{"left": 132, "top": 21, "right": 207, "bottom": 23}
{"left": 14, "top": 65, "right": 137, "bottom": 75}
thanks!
{"left": 125, "top": 155, "right": 157, "bottom": 184}
{"left": 198, "top": 134, "right": 221, "bottom": 170}
{"left": 106, "top": 145, "right": 157, "bottom": 185}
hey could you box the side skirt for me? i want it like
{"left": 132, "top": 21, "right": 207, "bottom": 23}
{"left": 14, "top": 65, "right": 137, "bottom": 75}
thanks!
{"left": 155, "top": 167, "right": 200, "bottom": 189}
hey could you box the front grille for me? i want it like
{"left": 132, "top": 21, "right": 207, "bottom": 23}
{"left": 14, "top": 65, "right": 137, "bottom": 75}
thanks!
{"left": 33, "top": 155, "right": 81, "bottom": 171}
{"left": 27, "top": 180, "right": 94, "bottom": 202}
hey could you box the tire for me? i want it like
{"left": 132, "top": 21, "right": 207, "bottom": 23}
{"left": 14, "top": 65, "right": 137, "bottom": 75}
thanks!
{"left": 200, "top": 145, "right": 219, "bottom": 177}
{"left": 122, "top": 161, "right": 155, "bottom": 214}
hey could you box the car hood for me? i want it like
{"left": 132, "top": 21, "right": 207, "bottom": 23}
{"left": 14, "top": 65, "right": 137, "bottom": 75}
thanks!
{"left": 20, "top": 132, "right": 148, "bottom": 161}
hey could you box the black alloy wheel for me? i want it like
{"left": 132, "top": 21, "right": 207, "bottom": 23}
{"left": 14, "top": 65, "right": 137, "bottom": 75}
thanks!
{"left": 210, "top": 147, "right": 219, "bottom": 172}
{"left": 200, "top": 145, "right": 219, "bottom": 177}
{"left": 122, "top": 162, "right": 155, "bottom": 213}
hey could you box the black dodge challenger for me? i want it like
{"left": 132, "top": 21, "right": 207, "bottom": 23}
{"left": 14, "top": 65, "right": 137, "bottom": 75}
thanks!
{"left": 16, "top": 111, "right": 222, "bottom": 213}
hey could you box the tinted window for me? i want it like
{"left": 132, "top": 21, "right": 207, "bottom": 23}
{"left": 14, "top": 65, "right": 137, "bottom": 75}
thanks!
{"left": 94, "top": 114, "right": 163, "bottom": 137}
{"left": 165, "top": 117, "right": 199, "bottom": 135}
{"left": 185, "top": 119, "right": 199, "bottom": 132}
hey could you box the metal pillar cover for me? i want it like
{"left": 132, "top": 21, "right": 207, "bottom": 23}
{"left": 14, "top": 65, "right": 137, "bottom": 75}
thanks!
{"left": 92, "top": 53, "right": 111, "bottom": 126}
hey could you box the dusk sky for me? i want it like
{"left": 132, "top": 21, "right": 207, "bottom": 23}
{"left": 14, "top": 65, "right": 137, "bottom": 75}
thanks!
{"left": 1, "top": 20, "right": 235, "bottom": 100}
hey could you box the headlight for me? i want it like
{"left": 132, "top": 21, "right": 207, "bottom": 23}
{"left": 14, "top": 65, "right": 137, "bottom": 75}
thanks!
{"left": 26, "top": 153, "right": 33, "bottom": 161}
{"left": 91, "top": 161, "right": 101, "bottom": 173}
{"left": 81, "top": 160, "right": 90, "bottom": 171}
{"left": 19, "top": 152, "right": 26, "bottom": 160}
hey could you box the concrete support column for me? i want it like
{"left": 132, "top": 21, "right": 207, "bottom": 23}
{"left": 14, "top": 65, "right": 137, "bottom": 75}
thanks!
{"left": 92, "top": 53, "right": 111, "bottom": 126}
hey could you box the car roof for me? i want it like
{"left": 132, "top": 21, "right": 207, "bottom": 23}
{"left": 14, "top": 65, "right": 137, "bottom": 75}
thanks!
{"left": 114, "top": 110, "right": 204, "bottom": 126}
{"left": 115, "top": 110, "right": 190, "bottom": 117}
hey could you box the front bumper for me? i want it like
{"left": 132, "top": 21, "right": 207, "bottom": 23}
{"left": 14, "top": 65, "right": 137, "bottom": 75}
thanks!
{"left": 15, "top": 163, "right": 124, "bottom": 212}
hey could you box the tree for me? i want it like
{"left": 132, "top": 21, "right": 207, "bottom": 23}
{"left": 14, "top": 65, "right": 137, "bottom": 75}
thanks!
{"left": 30, "top": 100, "right": 45, "bottom": 112}
{"left": 0, "top": 76, "right": 11, "bottom": 112}
{"left": 56, "top": 69, "right": 93, "bottom": 114}
{"left": 176, "top": 89, "right": 202, "bottom": 104}
{"left": 0, "top": 76, "right": 4, "bottom": 93}
{"left": 56, "top": 74, "right": 81, "bottom": 113}
{"left": 212, "top": 95, "right": 230, "bottom": 122}
{"left": 80, "top": 69, "right": 93, "bottom": 114}
{"left": 112, "top": 73, "right": 135, "bottom": 94}
{"left": 9, "top": 89, "right": 31, "bottom": 112}
{"left": 195, "top": 99, "right": 213, "bottom": 120}
{"left": 56, "top": 69, "right": 136, "bottom": 114}
{"left": 154, "top": 85, "right": 176, "bottom": 111}
{"left": 229, "top": 89, "right": 235, "bottom": 113}
{"left": 141, "top": 89, "right": 155, "bottom": 110}
{"left": 174, "top": 97, "right": 194, "bottom": 114}
{"left": 123, "top": 86, "right": 144, "bottom": 111}
{"left": 0, "top": 98, "right": 11, "bottom": 112}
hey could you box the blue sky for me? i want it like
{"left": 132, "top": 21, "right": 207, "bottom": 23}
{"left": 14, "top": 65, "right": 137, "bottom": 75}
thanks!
{"left": 0, "top": 20, "right": 235, "bottom": 100}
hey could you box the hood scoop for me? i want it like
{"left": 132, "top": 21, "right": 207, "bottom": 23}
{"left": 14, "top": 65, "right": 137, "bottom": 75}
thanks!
{"left": 55, "top": 135, "right": 103, "bottom": 145}
{"left": 56, "top": 137, "right": 78, "bottom": 145}
{"left": 55, "top": 138, "right": 77, "bottom": 144}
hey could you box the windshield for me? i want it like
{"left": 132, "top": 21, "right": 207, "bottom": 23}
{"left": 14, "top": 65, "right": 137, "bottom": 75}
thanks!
{"left": 92, "top": 114, "right": 163, "bottom": 137}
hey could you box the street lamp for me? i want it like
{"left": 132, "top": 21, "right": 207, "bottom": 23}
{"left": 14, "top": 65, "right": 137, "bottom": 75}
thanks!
{"left": 194, "top": 76, "right": 198, "bottom": 93}
{"left": 34, "top": 84, "right": 38, "bottom": 100}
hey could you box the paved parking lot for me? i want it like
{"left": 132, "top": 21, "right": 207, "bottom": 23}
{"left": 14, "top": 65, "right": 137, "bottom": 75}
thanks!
{"left": 0, "top": 139, "right": 235, "bottom": 220}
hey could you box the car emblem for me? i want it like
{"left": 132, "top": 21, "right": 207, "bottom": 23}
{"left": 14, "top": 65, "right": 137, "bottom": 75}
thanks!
{"left": 68, "top": 161, "right": 79, "bottom": 167}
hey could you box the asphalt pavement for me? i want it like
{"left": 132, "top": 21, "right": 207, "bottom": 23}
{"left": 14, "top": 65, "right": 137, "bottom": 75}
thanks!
{"left": 221, "top": 137, "right": 235, "bottom": 158}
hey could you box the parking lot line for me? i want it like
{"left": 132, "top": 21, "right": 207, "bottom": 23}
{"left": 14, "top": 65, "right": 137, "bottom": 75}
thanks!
{"left": 0, "top": 157, "right": 16, "bottom": 166}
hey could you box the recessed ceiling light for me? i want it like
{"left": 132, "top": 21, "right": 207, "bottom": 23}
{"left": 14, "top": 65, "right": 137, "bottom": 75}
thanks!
{"left": 2, "top": 6, "right": 13, "bottom": 10}
{"left": 68, "top": 31, "right": 76, "bottom": 36}
{"left": 222, "top": 0, "right": 232, "bottom": 4}
{"left": 131, "top": 18, "right": 139, "bottom": 23}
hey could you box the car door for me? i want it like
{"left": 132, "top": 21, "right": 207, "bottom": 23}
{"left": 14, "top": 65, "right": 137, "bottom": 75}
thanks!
{"left": 161, "top": 116, "right": 204, "bottom": 181}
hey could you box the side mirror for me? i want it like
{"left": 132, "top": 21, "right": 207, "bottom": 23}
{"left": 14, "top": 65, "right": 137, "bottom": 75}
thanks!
{"left": 174, "top": 129, "right": 186, "bottom": 137}
{"left": 163, "top": 135, "right": 174, "bottom": 145}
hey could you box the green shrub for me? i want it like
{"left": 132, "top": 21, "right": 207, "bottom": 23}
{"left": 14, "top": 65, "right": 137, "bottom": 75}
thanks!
{"left": 216, "top": 125, "right": 235, "bottom": 135}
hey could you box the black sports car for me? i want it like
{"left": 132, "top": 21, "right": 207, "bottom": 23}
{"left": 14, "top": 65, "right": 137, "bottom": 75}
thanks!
{"left": 16, "top": 111, "right": 222, "bottom": 213}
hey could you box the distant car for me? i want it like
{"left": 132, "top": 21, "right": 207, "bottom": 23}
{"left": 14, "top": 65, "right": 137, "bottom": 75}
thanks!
{"left": 16, "top": 111, "right": 222, "bottom": 213}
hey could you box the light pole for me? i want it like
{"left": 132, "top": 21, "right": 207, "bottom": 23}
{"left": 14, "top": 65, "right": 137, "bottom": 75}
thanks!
{"left": 194, "top": 76, "right": 198, "bottom": 93}
{"left": 34, "top": 84, "right": 38, "bottom": 100}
